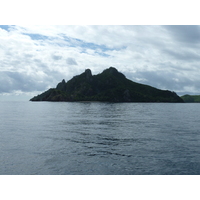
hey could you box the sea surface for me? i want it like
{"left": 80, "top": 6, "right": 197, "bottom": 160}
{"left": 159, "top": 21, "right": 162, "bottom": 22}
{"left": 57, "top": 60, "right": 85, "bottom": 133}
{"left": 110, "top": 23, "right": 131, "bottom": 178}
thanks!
{"left": 0, "top": 101, "right": 200, "bottom": 175}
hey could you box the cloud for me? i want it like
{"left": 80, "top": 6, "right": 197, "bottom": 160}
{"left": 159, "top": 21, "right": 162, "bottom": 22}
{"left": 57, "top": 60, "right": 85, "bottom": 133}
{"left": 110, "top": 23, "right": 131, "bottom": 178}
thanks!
{"left": 52, "top": 54, "right": 62, "bottom": 60}
{"left": 1, "top": 25, "right": 200, "bottom": 100}
{"left": 162, "top": 48, "right": 200, "bottom": 62}
{"left": 66, "top": 57, "right": 77, "bottom": 65}
{"left": 163, "top": 25, "right": 200, "bottom": 45}
{"left": 0, "top": 70, "right": 55, "bottom": 93}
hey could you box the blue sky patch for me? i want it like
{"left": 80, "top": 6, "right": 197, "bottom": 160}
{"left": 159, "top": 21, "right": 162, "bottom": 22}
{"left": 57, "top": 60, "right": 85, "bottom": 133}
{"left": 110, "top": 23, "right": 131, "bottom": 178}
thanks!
{"left": 61, "top": 35, "right": 125, "bottom": 57}
{"left": 23, "top": 33, "right": 50, "bottom": 40}
{"left": 0, "top": 25, "right": 11, "bottom": 31}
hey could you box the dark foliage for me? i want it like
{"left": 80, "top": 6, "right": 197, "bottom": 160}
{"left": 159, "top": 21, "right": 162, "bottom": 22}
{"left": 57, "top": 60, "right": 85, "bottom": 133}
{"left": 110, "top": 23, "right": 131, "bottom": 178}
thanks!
{"left": 30, "top": 67, "right": 183, "bottom": 103}
{"left": 181, "top": 94, "right": 200, "bottom": 103}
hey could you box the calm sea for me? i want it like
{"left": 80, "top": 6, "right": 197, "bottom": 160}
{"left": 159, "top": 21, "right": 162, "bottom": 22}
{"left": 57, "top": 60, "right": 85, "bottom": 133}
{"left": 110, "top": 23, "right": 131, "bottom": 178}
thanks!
{"left": 0, "top": 101, "right": 200, "bottom": 175}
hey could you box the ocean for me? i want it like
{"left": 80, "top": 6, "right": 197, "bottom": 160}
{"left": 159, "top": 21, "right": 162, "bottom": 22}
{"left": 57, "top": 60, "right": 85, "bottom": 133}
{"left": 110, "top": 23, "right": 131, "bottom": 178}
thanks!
{"left": 0, "top": 101, "right": 200, "bottom": 175}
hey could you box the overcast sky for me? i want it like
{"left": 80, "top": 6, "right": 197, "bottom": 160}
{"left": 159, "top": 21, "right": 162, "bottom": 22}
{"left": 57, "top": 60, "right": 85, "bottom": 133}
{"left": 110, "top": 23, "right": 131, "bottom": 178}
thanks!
{"left": 1, "top": 25, "right": 200, "bottom": 100}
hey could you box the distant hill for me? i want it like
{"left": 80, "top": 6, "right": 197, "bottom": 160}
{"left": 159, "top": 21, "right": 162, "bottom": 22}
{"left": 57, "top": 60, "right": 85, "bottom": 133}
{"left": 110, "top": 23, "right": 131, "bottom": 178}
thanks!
{"left": 181, "top": 94, "right": 200, "bottom": 103}
{"left": 30, "top": 67, "right": 183, "bottom": 103}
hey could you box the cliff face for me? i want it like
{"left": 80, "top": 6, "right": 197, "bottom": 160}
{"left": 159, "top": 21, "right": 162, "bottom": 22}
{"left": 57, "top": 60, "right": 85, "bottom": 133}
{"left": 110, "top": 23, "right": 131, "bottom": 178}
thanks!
{"left": 30, "top": 67, "right": 184, "bottom": 102}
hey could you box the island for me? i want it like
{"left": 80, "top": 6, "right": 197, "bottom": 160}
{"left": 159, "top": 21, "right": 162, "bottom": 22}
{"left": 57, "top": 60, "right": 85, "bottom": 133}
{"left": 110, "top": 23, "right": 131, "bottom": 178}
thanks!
{"left": 30, "top": 67, "right": 184, "bottom": 103}
{"left": 181, "top": 94, "right": 200, "bottom": 103}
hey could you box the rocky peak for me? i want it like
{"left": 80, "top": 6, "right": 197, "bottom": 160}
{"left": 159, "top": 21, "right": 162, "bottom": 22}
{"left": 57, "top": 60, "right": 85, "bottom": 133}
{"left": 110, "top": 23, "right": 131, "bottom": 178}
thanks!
{"left": 56, "top": 79, "right": 66, "bottom": 90}
{"left": 84, "top": 69, "right": 92, "bottom": 80}
{"left": 102, "top": 66, "right": 125, "bottom": 79}
{"left": 102, "top": 67, "right": 118, "bottom": 74}
{"left": 108, "top": 67, "right": 118, "bottom": 73}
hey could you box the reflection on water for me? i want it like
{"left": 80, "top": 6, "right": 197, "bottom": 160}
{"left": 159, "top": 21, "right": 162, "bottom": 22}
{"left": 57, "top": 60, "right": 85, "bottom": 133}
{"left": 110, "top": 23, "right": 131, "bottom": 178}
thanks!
{"left": 1, "top": 102, "right": 200, "bottom": 174}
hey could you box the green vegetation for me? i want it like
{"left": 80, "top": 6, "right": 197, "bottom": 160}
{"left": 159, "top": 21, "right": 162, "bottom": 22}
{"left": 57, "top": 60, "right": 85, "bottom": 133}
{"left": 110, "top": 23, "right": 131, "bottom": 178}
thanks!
{"left": 181, "top": 94, "right": 200, "bottom": 103}
{"left": 30, "top": 67, "right": 184, "bottom": 103}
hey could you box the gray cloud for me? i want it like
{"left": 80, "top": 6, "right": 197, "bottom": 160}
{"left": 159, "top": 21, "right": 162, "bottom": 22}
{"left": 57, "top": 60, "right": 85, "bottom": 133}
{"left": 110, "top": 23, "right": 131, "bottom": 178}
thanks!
{"left": 162, "top": 48, "right": 200, "bottom": 62}
{"left": 0, "top": 71, "right": 49, "bottom": 93}
{"left": 52, "top": 54, "right": 62, "bottom": 60}
{"left": 163, "top": 25, "right": 200, "bottom": 45}
{"left": 131, "top": 69, "right": 200, "bottom": 95}
{"left": 66, "top": 57, "right": 77, "bottom": 65}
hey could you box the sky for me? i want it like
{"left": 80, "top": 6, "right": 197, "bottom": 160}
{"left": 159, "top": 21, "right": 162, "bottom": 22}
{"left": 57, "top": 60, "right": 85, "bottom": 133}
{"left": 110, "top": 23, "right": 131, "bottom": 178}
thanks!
{"left": 1, "top": 25, "right": 200, "bottom": 100}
